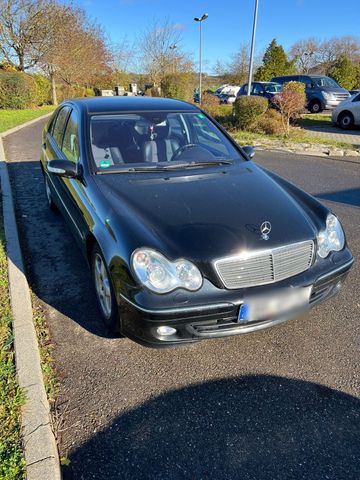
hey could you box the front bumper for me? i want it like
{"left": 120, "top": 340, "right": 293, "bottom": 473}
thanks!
{"left": 118, "top": 250, "right": 354, "bottom": 348}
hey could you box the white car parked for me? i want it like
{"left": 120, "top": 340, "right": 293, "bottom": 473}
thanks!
{"left": 332, "top": 92, "right": 360, "bottom": 129}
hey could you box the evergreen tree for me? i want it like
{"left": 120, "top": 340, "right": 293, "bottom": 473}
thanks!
{"left": 328, "top": 55, "right": 357, "bottom": 90}
{"left": 255, "top": 39, "right": 296, "bottom": 81}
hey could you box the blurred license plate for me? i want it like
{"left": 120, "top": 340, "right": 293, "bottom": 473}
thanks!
{"left": 238, "top": 286, "right": 312, "bottom": 323}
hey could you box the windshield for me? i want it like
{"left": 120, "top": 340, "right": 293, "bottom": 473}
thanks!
{"left": 312, "top": 76, "right": 340, "bottom": 88}
{"left": 90, "top": 112, "right": 243, "bottom": 171}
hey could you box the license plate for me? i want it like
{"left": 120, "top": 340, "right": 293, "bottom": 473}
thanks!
{"left": 238, "top": 286, "right": 312, "bottom": 323}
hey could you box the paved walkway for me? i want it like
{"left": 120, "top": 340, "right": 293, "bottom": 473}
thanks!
{"left": 306, "top": 125, "right": 360, "bottom": 146}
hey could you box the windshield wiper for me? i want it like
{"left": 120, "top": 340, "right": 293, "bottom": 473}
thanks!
{"left": 96, "top": 160, "right": 233, "bottom": 174}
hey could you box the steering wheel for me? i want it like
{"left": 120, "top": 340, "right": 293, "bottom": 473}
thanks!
{"left": 170, "top": 143, "right": 199, "bottom": 162}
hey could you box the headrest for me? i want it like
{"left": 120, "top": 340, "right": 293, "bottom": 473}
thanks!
{"left": 91, "top": 122, "right": 114, "bottom": 149}
{"left": 109, "top": 123, "right": 133, "bottom": 148}
{"left": 153, "top": 123, "right": 169, "bottom": 140}
{"left": 134, "top": 120, "right": 150, "bottom": 136}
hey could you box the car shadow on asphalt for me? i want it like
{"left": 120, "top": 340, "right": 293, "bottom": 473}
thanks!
{"left": 62, "top": 374, "right": 360, "bottom": 480}
{"left": 316, "top": 188, "right": 360, "bottom": 208}
{"left": 7, "top": 161, "right": 114, "bottom": 339}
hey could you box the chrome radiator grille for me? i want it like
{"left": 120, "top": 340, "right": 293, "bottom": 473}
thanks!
{"left": 214, "top": 240, "right": 314, "bottom": 289}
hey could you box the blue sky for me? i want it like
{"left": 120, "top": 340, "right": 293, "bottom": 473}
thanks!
{"left": 78, "top": 0, "right": 360, "bottom": 72}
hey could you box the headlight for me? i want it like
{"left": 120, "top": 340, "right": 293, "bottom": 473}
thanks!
{"left": 132, "top": 248, "right": 203, "bottom": 294}
{"left": 322, "top": 91, "right": 333, "bottom": 100}
{"left": 317, "top": 214, "right": 345, "bottom": 258}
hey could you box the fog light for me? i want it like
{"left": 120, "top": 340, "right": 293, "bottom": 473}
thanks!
{"left": 157, "top": 326, "right": 176, "bottom": 336}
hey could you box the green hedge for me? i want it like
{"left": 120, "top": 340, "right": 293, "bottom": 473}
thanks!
{"left": 234, "top": 95, "right": 268, "bottom": 130}
{"left": 0, "top": 71, "right": 37, "bottom": 109}
{"left": 33, "top": 74, "right": 51, "bottom": 105}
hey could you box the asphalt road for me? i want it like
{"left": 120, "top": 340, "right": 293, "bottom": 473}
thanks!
{"left": 3, "top": 118, "right": 360, "bottom": 480}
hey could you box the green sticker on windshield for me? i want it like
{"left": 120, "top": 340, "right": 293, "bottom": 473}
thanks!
{"left": 99, "top": 160, "right": 111, "bottom": 168}
{"left": 197, "top": 113, "right": 205, "bottom": 118}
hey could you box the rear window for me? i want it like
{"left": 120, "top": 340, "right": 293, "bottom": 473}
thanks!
{"left": 52, "top": 106, "right": 70, "bottom": 146}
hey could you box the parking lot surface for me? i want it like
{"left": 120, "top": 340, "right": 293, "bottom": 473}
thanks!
{"left": 3, "top": 118, "right": 360, "bottom": 480}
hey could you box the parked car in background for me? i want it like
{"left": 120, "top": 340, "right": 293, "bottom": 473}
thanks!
{"left": 237, "top": 82, "right": 282, "bottom": 101}
{"left": 271, "top": 75, "right": 350, "bottom": 113}
{"left": 332, "top": 91, "right": 360, "bottom": 129}
{"left": 219, "top": 93, "right": 237, "bottom": 104}
{"left": 220, "top": 82, "right": 281, "bottom": 105}
{"left": 40, "top": 96, "right": 353, "bottom": 347}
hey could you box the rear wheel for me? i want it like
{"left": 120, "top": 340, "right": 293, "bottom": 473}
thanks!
{"left": 338, "top": 111, "right": 354, "bottom": 130}
{"left": 91, "top": 245, "right": 120, "bottom": 334}
{"left": 309, "top": 100, "right": 322, "bottom": 114}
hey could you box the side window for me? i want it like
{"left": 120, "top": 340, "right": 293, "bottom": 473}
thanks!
{"left": 253, "top": 83, "right": 264, "bottom": 94}
{"left": 352, "top": 93, "right": 360, "bottom": 102}
{"left": 52, "top": 106, "right": 70, "bottom": 146}
{"left": 62, "top": 110, "right": 79, "bottom": 163}
{"left": 242, "top": 84, "right": 248, "bottom": 94}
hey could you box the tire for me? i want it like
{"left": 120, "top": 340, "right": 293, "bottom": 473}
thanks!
{"left": 309, "top": 100, "right": 322, "bottom": 114}
{"left": 44, "top": 176, "right": 58, "bottom": 212}
{"left": 338, "top": 111, "right": 354, "bottom": 130}
{"left": 91, "top": 244, "right": 120, "bottom": 334}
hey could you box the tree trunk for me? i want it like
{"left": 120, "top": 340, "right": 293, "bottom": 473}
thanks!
{"left": 50, "top": 72, "right": 58, "bottom": 106}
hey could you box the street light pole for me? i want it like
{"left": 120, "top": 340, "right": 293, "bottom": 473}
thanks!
{"left": 194, "top": 13, "right": 208, "bottom": 105}
{"left": 247, "top": 0, "right": 259, "bottom": 96}
{"left": 169, "top": 43, "right": 177, "bottom": 74}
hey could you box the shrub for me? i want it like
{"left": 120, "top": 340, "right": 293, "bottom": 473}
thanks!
{"left": 0, "top": 71, "right": 37, "bottom": 109}
{"left": 233, "top": 95, "right": 268, "bottom": 130}
{"left": 255, "top": 109, "right": 285, "bottom": 135}
{"left": 84, "top": 87, "right": 95, "bottom": 97}
{"left": 33, "top": 74, "right": 51, "bottom": 105}
{"left": 161, "top": 73, "right": 196, "bottom": 102}
{"left": 272, "top": 81, "right": 306, "bottom": 135}
{"left": 201, "top": 91, "right": 219, "bottom": 107}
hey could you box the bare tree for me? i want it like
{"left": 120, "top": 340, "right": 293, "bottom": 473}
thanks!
{"left": 215, "top": 44, "right": 261, "bottom": 85}
{"left": 289, "top": 38, "right": 320, "bottom": 73}
{"left": 0, "top": 0, "right": 64, "bottom": 70}
{"left": 41, "top": 7, "right": 111, "bottom": 104}
{"left": 290, "top": 35, "right": 360, "bottom": 74}
{"left": 139, "top": 20, "right": 191, "bottom": 87}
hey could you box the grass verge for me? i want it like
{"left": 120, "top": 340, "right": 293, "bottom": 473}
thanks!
{"left": 0, "top": 106, "right": 55, "bottom": 134}
{"left": 297, "top": 113, "right": 332, "bottom": 128}
{"left": 0, "top": 199, "right": 25, "bottom": 480}
{"left": 31, "top": 294, "right": 58, "bottom": 403}
{"left": 232, "top": 128, "right": 352, "bottom": 151}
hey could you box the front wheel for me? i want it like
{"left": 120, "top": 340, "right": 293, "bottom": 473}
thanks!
{"left": 309, "top": 100, "right": 322, "bottom": 114}
{"left": 91, "top": 245, "right": 120, "bottom": 334}
{"left": 338, "top": 111, "right": 354, "bottom": 130}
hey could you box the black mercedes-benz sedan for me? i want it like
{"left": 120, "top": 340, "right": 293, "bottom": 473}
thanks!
{"left": 40, "top": 97, "right": 353, "bottom": 347}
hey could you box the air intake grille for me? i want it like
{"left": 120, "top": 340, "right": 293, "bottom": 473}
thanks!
{"left": 214, "top": 240, "right": 314, "bottom": 289}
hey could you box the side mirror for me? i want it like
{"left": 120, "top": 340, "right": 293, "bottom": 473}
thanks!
{"left": 242, "top": 145, "right": 255, "bottom": 159}
{"left": 47, "top": 159, "right": 77, "bottom": 178}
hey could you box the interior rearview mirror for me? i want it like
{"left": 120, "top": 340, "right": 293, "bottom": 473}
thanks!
{"left": 47, "top": 159, "right": 77, "bottom": 178}
{"left": 242, "top": 145, "right": 256, "bottom": 159}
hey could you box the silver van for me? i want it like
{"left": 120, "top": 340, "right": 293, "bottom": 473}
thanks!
{"left": 271, "top": 75, "right": 350, "bottom": 113}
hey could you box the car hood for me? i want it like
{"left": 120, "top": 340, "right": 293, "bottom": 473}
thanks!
{"left": 93, "top": 162, "right": 318, "bottom": 263}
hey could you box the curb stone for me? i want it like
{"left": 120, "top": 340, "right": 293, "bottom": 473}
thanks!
{"left": 252, "top": 144, "right": 360, "bottom": 164}
{"left": 0, "top": 113, "right": 61, "bottom": 480}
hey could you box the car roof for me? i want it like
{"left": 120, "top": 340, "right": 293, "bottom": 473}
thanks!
{"left": 64, "top": 96, "right": 199, "bottom": 114}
